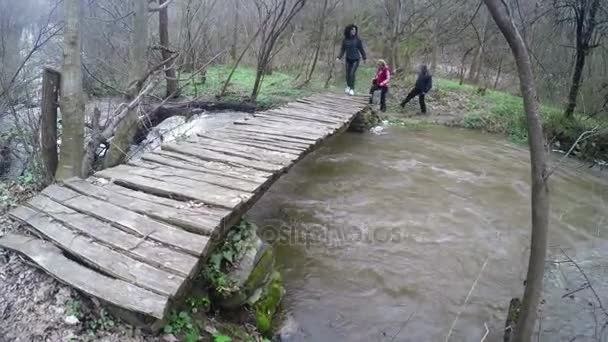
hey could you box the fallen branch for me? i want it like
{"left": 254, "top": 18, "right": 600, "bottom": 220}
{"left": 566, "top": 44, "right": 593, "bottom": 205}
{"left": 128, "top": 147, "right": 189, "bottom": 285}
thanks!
{"left": 445, "top": 255, "right": 490, "bottom": 342}
{"left": 559, "top": 248, "right": 608, "bottom": 318}
{"left": 545, "top": 126, "right": 600, "bottom": 180}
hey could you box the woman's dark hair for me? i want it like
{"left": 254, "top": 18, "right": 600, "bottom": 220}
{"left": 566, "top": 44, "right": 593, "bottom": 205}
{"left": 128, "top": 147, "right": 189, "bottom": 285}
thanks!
{"left": 419, "top": 64, "right": 430, "bottom": 76}
{"left": 343, "top": 24, "right": 358, "bottom": 39}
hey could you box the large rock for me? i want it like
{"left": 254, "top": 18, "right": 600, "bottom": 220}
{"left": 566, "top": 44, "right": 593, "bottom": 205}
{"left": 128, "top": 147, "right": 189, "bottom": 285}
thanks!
{"left": 217, "top": 234, "right": 276, "bottom": 309}
{"left": 253, "top": 271, "right": 285, "bottom": 335}
{"left": 348, "top": 106, "right": 382, "bottom": 133}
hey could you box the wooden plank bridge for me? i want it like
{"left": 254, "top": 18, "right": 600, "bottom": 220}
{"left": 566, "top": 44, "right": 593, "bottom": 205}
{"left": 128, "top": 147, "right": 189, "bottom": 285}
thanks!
{"left": 0, "top": 93, "right": 368, "bottom": 329}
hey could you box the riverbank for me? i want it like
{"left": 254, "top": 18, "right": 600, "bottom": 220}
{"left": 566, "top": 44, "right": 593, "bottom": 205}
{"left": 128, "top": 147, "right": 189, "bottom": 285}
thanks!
{"left": 378, "top": 74, "right": 607, "bottom": 169}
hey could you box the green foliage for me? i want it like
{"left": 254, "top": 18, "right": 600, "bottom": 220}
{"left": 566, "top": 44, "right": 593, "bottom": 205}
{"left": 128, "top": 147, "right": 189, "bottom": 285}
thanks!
{"left": 86, "top": 309, "right": 115, "bottom": 335}
{"left": 253, "top": 272, "right": 285, "bottom": 335}
{"left": 187, "top": 294, "right": 211, "bottom": 313}
{"left": 202, "top": 219, "right": 257, "bottom": 296}
{"left": 213, "top": 334, "right": 232, "bottom": 342}
{"left": 66, "top": 299, "right": 82, "bottom": 319}
{"left": 163, "top": 310, "right": 200, "bottom": 340}
{"left": 0, "top": 183, "right": 16, "bottom": 210}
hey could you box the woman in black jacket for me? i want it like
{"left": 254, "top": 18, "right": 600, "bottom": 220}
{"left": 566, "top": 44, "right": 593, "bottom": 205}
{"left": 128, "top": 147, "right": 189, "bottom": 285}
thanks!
{"left": 337, "top": 24, "right": 367, "bottom": 96}
{"left": 400, "top": 65, "right": 433, "bottom": 114}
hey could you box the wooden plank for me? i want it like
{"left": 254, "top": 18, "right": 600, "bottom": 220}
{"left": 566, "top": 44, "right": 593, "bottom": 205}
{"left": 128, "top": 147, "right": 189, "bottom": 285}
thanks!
{"left": 224, "top": 125, "right": 320, "bottom": 143}
{"left": 0, "top": 234, "right": 169, "bottom": 319}
{"left": 196, "top": 132, "right": 307, "bottom": 154}
{"left": 92, "top": 179, "right": 230, "bottom": 219}
{"left": 264, "top": 109, "right": 343, "bottom": 125}
{"left": 65, "top": 178, "right": 220, "bottom": 235}
{"left": 10, "top": 206, "right": 184, "bottom": 297}
{"left": 128, "top": 160, "right": 263, "bottom": 193}
{"left": 280, "top": 104, "right": 348, "bottom": 120}
{"left": 230, "top": 121, "right": 324, "bottom": 141}
{"left": 206, "top": 130, "right": 311, "bottom": 150}
{"left": 286, "top": 102, "right": 355, "bottom": 119}
{"left": 163, "top": 142, "right": 286, "bottom": 173}
{"left": 255, "top": 113, "right": 339, "bottom": 128}
{"left": 42, "top": 185, "right": 210, "bottom": 256}
{"left": 24, "top": 195, "right": 197, "bottom": 277}
{"left": 253, "top": 114, "right": 339, "bottom": 131}
{"left": 143, "top": 151, "right": 271, "bottom": 183}
{"left": 233, "top": 118, "right": 335, "bottom": 136}
{"left": 185, "top": 136, "right": 299, "bottom": 164}
{"left": 100, "top": 164, "right": 254, "bottom": 201}
{"left": 95, "top": 169, "right": 249, "bottom": 211}
{"left": 221, "top": 126, "right": 319, "bottom": 146}
{"left": 308, "top": 93, "right": 369, "bottom": 105}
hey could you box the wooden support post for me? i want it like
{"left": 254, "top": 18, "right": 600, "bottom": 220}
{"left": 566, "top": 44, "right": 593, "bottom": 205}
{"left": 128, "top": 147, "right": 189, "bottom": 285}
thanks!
{"left": 40, "top": 67, "right": 61, "bottom": 183}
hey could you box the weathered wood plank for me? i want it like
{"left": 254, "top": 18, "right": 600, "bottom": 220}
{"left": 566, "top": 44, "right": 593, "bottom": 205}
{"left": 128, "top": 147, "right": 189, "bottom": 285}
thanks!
{"left": 233, "top": 118, "right": 335, "bottom": 136}
{"left": 97, "top": 166, "right": 251, "bottom": 210}
{"left": 221, "top": 126, "right": 319, "bottom": 146}
{"left": 285, "top": 103, "right": 355, "bottom": 119}
{"left": 128, "top": 160, "right": 262, "bottom": 193}
{"left": 10, "top": 206, "right": 184, "bottom": 297}
{"left": 223, "top": 125, "right": 320, "bottom": 143}
{"left": 91, "top": 178, "right": 230, "bottom": 219}
{"left": 252, "top": 114, "right": 339, "bottom": 131}
{"left": 185, "top": 136, "right": 299, "bottom": 164}
{"left": 163, "top": 142, "right": 286, "bottom": 173}
{"left": 42, "top": 185, "right": 210, "bottom": 256}
{"left": 196, "top": 132, "right": 307, "bottom": 154}
{"left": 24, "top": 195, "right": 197, "bottom": 277}
{"left": 95, "top": 169, "right": 249, "bottom": 211}
{"left": 230, "top": 121, "right": 324, "bottom": 141}
{"left": 65, "top": 178, "right": 219, "bottom": 235}
{"left": 100, "top": 164, "right": 253, "bottom": 201}
{"left": 0, "top": 234, "right": 169, "bottom": 319}
{"left": 207, "top": 130, "right": 311, "bottom": 150}
{"left": 143, "top": 151, "right": 270, "bottom": 183}
{"left": 263, "top": 109, "right": 343, "bottom": 125}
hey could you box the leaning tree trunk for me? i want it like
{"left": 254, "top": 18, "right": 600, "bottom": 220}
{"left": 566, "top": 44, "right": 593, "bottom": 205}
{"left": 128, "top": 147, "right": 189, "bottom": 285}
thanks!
{"left": 494, "top": 56, "right": 503, "bottom": 89}
{"left": 159, "top": 0, "right": 178, "bottom": 98}
{"left": 56, "top": 0, "right": 85, "bottom": 180}
{"left": 483, "top": 1, "right": 549, "bottom": 342}
{"left": 104, "top": 0, "right": 148, "bottom": 168}
{"left": 306, "top": 0, "right": 329, "bottom": 83}
{"left": 231, "top": 0, "right": 240, "bottom": 61}
{"left": 40, "top": 67, "right": 60, "bottom": 183}
{"left": 564, "top": 48, "right": 586, "bottom": 118}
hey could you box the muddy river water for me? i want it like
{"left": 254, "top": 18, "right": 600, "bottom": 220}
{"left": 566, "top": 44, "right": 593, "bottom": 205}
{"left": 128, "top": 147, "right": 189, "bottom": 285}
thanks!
{"left": 247, "top": 125, "right": 608, "bottom": 342}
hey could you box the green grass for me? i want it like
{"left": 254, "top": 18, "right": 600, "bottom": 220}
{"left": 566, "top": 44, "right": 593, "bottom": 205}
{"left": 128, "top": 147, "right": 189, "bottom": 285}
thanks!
{"left": 439, "top": 79, "right": 608, "bottom": 160}
{"left": 180, "top": 64, "right": 380, "bottom": 108}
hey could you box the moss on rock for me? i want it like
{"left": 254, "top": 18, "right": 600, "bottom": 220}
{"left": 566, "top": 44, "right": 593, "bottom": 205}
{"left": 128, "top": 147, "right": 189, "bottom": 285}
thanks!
{"left": 253, "top": 271, "right": 285, "bottom": 335}
{"left": 349, "top": 106, "right": 382, "bottom": 133}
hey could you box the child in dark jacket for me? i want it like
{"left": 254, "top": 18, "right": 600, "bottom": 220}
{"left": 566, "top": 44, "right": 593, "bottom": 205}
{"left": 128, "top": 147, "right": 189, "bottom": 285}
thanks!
{"left": 369, "top": 59, "right": 391, "bottom": 112}
{"left": 400, "top": 64, "right": 433, "bottom": 114}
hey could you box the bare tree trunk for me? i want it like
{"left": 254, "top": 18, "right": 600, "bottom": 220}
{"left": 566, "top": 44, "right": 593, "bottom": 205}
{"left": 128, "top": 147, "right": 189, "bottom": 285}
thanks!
{"left": 483, "top": 1, "right": 549, "bottom": 342}
{"left": 104, "top": 0, "right": 148, "bottom": 168}
{"left": 494, "top": 56, "right": 503, "bottom": 89}
{"left": 470, "top": 9, "right": 489, "bottom": 85}
{"left": 564, "top": 49, "right": 586, "bottom": 118}
{"left": 459, "top": 47, "right": 474, "bottom": 85}
{"left": 563, "top": 0, "right": 601, "bottom": 118}
{"left": 430, "top": 18, "right": 439, "bottom": 74}
{"left": 159, "top": 0, "right": 178, "bottom": 98}
{"left": 56, "top": 0, "right": 85, "bottom": 180}
{"left": 306, "top": 0, "right": 329, "bottom": 83}
{"left": 231, "top": 0, "right": 240, "bottom": 61}
{"left": 40, "top": 67, "right": 60, "bottom": 183}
